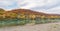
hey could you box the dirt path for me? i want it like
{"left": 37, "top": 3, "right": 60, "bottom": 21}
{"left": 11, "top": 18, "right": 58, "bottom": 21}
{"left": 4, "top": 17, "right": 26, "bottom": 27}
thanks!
{"left": 0, "top": 22, "right": 60, "bottom": 31}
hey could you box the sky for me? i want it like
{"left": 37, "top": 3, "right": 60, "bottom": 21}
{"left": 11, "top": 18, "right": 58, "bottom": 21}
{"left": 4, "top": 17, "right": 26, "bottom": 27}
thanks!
{"left": 0, "top": 0, "right": 60, "bottom": 14}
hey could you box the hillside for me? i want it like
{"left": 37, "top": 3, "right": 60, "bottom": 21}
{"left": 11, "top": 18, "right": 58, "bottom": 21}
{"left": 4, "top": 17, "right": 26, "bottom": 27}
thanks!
{"left": 0, "top": 8, "right": 60, "bottom": 18}
{"left": 6, "top": 9, "right": 60, "bottom": 18}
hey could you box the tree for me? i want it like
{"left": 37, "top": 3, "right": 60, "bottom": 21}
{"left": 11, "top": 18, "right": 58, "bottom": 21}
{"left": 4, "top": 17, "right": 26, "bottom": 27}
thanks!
{"left": 0, "top": 8, "right": 5, "bottom": 18}
{"left": 6, "top": 12, "right": 18, "bottom": 19}
{"left": 29, "top": 14, "right": 36, "bottom": 24}
{"left": 0, "top": 8, "right": 5, "bottom": 14}
{"left": 17, "top": 14, "right": 25, "bottom": 19}
{"left": 29, "top": 14, "right": 36, "bottom": 19}
{"left": 41, "top": 15, "right": 45, "bottom": 18}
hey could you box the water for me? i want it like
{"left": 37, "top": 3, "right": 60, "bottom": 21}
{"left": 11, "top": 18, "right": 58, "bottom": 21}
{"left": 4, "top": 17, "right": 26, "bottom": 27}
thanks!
{"left": 0, "top": 18, "right": 60, "bottom": 27}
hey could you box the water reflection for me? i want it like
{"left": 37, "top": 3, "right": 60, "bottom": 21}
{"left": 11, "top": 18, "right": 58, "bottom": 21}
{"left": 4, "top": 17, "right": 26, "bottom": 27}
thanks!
{"left": 0, "top": 18, "right": 60, "bottom": 26}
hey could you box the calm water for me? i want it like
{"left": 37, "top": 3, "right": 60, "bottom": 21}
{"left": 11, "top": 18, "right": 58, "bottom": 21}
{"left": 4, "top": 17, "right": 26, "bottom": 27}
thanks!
{"left": 0, "top": 18, "right": 60, "bottom": 27}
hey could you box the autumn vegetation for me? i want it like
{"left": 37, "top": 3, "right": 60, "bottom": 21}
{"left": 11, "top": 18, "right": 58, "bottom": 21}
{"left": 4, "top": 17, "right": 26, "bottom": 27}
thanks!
{"left": 0, "top": 8, "right": 60, "bottom": 19}
{"left": 0, "top": 8, "right": 60, "bottom": 26}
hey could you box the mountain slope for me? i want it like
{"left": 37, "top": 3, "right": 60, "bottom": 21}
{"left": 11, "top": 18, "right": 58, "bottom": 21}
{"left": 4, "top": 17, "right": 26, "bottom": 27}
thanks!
{"left": 0, "top": 8, "right": 60, "bottom": 18}
{"left": 8, "top": 9, "right": 60, "bottom": 18}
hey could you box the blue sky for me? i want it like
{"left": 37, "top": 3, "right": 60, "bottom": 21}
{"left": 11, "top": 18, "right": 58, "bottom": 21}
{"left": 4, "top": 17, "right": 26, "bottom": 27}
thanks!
{"left": 0, "top": 0, "right": 60, "bottom": 14}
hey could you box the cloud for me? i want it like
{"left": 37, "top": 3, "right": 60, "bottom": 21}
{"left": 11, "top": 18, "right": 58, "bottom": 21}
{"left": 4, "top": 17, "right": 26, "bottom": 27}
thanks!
{"left": 18, "top": 0, "right": 59, "bottom": 9}
{"left": 45, "top": 6, "right": 60, "bottom": 14}
{"left": 18, "top": 0, "right": 46, "bottom": 9}
{"left": 0, "top": 0, "right": 60, "bottom": 14}
{"left": 17, "top": 0, "right": 60, "bottom": 14}
{"left": 0, "top": 0, "right": 18, "bottom": 10}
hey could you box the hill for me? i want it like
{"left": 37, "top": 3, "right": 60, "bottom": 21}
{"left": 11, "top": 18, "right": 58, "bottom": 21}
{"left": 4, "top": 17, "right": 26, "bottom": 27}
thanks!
{"left": 7, "top": 9, "right": 60, "bottom": 18}
{"left": 0, "top": 8, "right": 60, "bottom": 18}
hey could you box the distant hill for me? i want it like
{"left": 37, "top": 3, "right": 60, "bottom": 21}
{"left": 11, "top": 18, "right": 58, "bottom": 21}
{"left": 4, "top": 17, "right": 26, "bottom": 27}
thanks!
{"left": 5, "top": 9, "right": 60, "bottom": 18}
{"left": 10, "top": 9, "right": 46, "bottom": 15}
{"left": 0, "top": 8, "right": 60, "bottom": 18}
{"left": 9, "top": 9, "right": 60, "bottom": 15}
